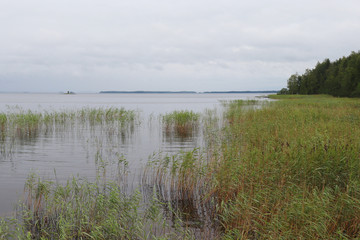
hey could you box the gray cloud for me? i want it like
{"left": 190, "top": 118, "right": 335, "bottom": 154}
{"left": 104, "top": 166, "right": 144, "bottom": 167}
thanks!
{"left": 0, "top": 0, "right": 359, "bottom": 92}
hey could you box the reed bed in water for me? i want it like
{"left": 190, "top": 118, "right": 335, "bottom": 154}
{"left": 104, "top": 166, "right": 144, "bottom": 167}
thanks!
{"left": 0, "top": 173, "right": 194, "bottom": 239}
{"left": 0, "top": 107, "right": 138, "bottom": 156}
{"left": 162, "top": 110, "right": 200, "bottom": 137}
{"left": 0, "top": 107, "right": 137, "bottom": 133}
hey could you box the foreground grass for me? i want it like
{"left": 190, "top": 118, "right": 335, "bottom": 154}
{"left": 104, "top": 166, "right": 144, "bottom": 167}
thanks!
{"left": 0, "top": 174, "right": 193, "bottom": 239}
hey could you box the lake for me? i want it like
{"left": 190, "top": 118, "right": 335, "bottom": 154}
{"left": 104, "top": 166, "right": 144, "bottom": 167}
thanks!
{"left": 0, "top": 93, "right": 268, "bottom": 217}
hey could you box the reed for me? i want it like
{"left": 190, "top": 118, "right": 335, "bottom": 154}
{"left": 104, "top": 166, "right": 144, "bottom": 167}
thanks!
{"left": 144, "top": 149, "right": 221, "bottom": 239}
{"left": 1, "top": 107, "right": 137, "bottom": 132}
{"left": 0, "top": 107, "right": 138, "bottom": 157}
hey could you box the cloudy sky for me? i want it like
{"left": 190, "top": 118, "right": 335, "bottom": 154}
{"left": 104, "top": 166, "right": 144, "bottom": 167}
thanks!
{"left": 0, "top": 0, "right": 359, "bottom": 92}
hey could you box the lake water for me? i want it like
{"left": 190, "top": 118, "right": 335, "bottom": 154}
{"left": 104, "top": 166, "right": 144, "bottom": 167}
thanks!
{"left": 0, "top": 93, "right": 269, "bottom": 216}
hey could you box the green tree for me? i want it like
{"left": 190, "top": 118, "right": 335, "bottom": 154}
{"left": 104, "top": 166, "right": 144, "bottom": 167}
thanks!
{"left": 287, "top": 73, "right": 301, "bottom": 94}
{"left": 283, "top": 51, "right": 360, "bottom": 97}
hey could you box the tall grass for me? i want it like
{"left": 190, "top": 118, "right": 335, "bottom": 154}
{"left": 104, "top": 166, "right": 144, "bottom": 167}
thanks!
{"left": 212, "top": 96, "right": 360, "bottom": 238}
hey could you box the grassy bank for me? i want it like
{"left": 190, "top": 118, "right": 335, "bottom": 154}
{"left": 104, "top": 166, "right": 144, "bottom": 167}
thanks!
{"left": 211, "top": 95, "right": 360, "bottom": 238}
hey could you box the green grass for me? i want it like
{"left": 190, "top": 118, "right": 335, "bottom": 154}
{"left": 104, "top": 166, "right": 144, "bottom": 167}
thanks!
{"left": 209, "top": 96, "right": 360, "bottom": 239}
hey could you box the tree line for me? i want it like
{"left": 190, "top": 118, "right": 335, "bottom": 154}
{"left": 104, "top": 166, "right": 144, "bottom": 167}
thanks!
{"left": 279, "top": 51, "right": 360, "bottom": 97}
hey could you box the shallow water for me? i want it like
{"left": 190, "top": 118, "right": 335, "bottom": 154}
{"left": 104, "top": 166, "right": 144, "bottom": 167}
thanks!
{"left": 0, "top": 93, "right": 268, "bottom": 216}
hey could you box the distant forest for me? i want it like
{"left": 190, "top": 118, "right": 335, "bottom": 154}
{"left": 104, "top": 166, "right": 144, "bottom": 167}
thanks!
{"left": 279, "top": 51, "right": 360, "bottom": 97}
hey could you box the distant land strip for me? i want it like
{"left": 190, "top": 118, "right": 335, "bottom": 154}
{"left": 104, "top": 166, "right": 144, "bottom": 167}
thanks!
{"left": 99, "top": 91, "right": 278, "bottom": 94}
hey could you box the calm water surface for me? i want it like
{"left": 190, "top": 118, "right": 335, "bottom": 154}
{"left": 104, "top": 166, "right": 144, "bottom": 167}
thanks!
{"left": 0, "top": 93, "right": 268, "bottom": 216}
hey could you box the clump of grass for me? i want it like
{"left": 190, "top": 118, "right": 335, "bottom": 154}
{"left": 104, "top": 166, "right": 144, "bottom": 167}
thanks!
{"left": 10, "top": 111, "right": 42, "bottom": 139}
{"left": 162, "top": 110, "right": 200, "bottom": 137}
{"left": 0, "top": 113, "right": 7, "bottom": 129}
{"left": 79, "top": 107, "right": 137, "bottom": 125}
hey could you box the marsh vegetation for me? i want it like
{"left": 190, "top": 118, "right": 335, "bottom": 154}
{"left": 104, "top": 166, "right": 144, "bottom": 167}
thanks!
{"left": 1, "top": 95, "right": 360, "bottom": 239}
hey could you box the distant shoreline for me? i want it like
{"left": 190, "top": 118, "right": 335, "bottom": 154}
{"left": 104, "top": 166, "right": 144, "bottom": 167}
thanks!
{"left": 99, "top": 90, "right": 278, "bottom": 94}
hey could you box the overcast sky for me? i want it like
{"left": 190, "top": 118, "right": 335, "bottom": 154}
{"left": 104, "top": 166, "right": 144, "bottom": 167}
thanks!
{"left": 0, "top": 0, "right": 359, "bottom": 92}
